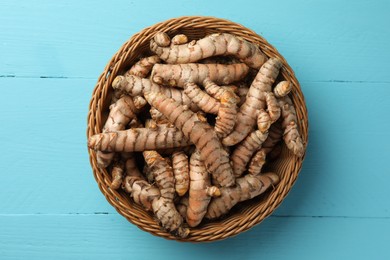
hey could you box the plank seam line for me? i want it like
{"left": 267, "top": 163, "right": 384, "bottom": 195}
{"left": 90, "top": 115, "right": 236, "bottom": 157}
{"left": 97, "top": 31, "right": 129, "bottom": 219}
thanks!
{"left": 0, "top": 75, "right": 94, "bottom": 80}
{"left": 272, "top": 214, "right": 390, "bottom": 219}
{"left": 0, "top": 213, "right": 389, "bottom": 219}
{"left": 303, "top": 80, "right": 390, "bottom": 84}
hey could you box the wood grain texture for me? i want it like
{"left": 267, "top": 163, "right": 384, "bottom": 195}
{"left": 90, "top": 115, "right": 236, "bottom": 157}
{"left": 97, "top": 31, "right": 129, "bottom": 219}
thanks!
{"left": 0, "top": 78, "right": 116, "bottom": 214}
{"left": 1, "top": 0, "right": 390, "bottom": 258}
{"left": 0, "top": 0, "right": 389, "bottom": 82}
{"left": 1, "top": 78, "right": 388, "bottom": 217}
{"left": 0, "top": 215, "right": 389, "bottom": 259}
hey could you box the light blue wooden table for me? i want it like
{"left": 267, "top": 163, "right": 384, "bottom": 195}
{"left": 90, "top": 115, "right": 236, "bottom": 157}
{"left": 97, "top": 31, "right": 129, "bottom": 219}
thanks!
{"left": 1, "top": 0, "right": 389, "bottom": 259}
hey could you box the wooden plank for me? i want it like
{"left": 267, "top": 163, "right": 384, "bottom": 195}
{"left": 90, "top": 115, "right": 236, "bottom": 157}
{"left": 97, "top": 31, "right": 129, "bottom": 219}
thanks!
{"left": 0, "top": 214, "right": 389, "bottom": 259}
{"left": 0, "top": 78, "right": 389, "bottom": 217}
{"left": 0, "top": 77, "right": 116, "bottom": 214}
{"left": 0, "top": 0, "right": 389, "bottom": 82}
{"left": 276, "top": 81, "right": 390, "bottom": 217}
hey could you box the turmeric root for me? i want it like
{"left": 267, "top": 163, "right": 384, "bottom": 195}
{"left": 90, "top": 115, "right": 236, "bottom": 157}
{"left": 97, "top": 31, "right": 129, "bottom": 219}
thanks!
{"left": 110, "top": 89, "right": 125, "bottom": 104}
{"left": 127, "top": 117, "right": 142, "bottom": 128}
{"left": 279, "top": 96, "right": 305, "bottom": 157}
{"left": 151, "top": 63, "right": 249, "bottom": 88}
{"left": 153, "top": 32, "right": 170, "bottom": 47}
{"left": 149, "top": 107, "right": 171, "bottom": 125}
{"left": 205, "top": 172, "right": 280, "bottom": 219}
{"left": 103, "top": 95, "right": 145, "bottom": 133}
{"left": 122, "top": 155, "right": 160, "bottom": 211}
{"left": 176, "top": 196, "right": 189, "bottom": 219}
{"left": 273, "top": 81, "right": 292, "bottom": 98}
{"left": 248, "top": 149, "right": 267, "bottom": 175}
{"left": 265, "top": 92, "right": 281, "bottom": 123}
{"left": 223, "top": 58, "right": 283, "bottom": 146}
{"left": 112, "top": 75, "right": 198, "bottom": 111}
{"left": 142, "top": 135, "right": 188, "bottom": 237}
{"left": 203, "top": 79, "right": 237, "bottom": 99}
{"left": 172, "top": 151, "right": 190, "bottom": 196}
{"left": 262, "top": 121, "right": 284, "bottom": 154}
{"left": 143, "top": 164, "right": 154, "bottom": 183}
{"left": 150, "top": 32, "right": 267, "bottom": 69}
{"left": 110, "top": 159, "right": 125, "bottom": 189}
{"left": 171, "top": 34, "right": 188, "bottom": 45}
{"left": 236, "top": 86, "right": 249, "bottom": 106}
{"left": 143, "top": 150, "right": 175, "bottom": 200}
{"left": 231, "top": 130, "right": 269, "bottom": 177}
{"left": 122, "top": 153, "right": 188, "bottom": 237}
{"left": 143, "top": 91, "right": 235, "bottom": 187}
{"left": 215, "top": 90, "right": 240, "bottom": 138}
{"left": 132, "top": 96, "right": 148, "bottom": 109}
{"left": 124, "top": 55, "right": 161, "bottom": 78}
{"left": 187, "top": 150, "right": 220, "bottom": 227}
{"left": 152, "top": 197, "right": 190, "bottom": 238}
{"left": 183, "top": 82, "right": 220, "bottom": 114}
{"left": 203, "top": 79, "right": 237, "bottom": 100}
{"left": 257, "top": 109, "right": 272, "bottom": 133}
{"left": 96, "top": 95, "right": 146, "bottom": 168}
{"left": 88, "top": 126, "right": 192, "bottom": 152}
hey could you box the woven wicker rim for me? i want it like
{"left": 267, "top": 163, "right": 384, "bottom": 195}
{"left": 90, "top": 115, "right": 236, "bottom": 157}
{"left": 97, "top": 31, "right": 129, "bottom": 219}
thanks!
{"left": 86, "top": 16, "right": 309, "bottom": 242}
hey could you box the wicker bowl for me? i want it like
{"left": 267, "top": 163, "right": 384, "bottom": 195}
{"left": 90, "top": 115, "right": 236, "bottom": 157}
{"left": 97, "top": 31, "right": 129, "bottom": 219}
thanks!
{"left": 87, "top": 16, "right": 308, "bottom": 242}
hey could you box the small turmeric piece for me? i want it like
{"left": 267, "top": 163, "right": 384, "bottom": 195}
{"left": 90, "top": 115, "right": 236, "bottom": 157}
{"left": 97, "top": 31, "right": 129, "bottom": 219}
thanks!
{"left": 265, "top": 92, "right": 281, "bottom": 123}
{"left": 176, "top": 196, "right": 189, "bottom": 219}
{"left": 171, "top": 34, "right": 189, "bottom": 45}
{"left": 103, "top": 95, "right": 144, "bottom": 132}
{"left": 184, "top": 82, "right": 220, "bottom": 114}
{"left": 110, "top": 159, "right": 125, "bottom": 190}
{"left": 88, "top": 125, "right": 192, "bottom": 152}
{"left": 273, "top": 81, "right": 292, "bottom": 98}
{"left": 262, "top": 121, "right": 284, "bottom": 154}
{"left": 96, "top": 95, "right": 146, "bottom": 168}
{"left": 223, "top": 58, "right": 283, "bottom": 146}
{"left": 122, "top": 153, "right": 189, "bottom": 237}
{"left": 124, "top": 55, "right": 161, "bottom": 78}
{"left": 186, "top": 150, "right": 220, "bottom": 227}
{"left": 143, "top": 91, "right": 235, "bottom": 187}
{"left": 257, "top": 109, "right": 272, "bottom": 133}
{"left": 112, "top": 75, "right": 199, "bottom": 111}
{"left": 205, "top": 172, "right": 280, "bottom": 219}
{"left": 143, "top": 150, "right": 175, "bottom": 200}
{"left": 153, "top": 32, "right": 171, "bottom": 47}
{"left": 110, "top": 89, "right": 125, "bottom": 104}
{"left": 150, "top": 32, "right": 267, "bottom": 69}
{"left": 143, "top": 164, "right": 154, "bottom": 183}
{"left": 149, "top": 107, "right": 171, "bottom": 125}
{"left": 203, "top": 79, "right": 238, "bottom": 100}
{"left": 143, "top": 133, "right": 188, "bottom": 238}
{"left": 151, "top": 63, "right": 250, "bottom": 88}
{"left": 203, "top": 78, "right": 237, "bottom": 100}
{"left": 152, "top": 197, "right": 190, "bottom": 238}
{"left": 215, "top": 90, "right": 240, "bottom": 138}
{"left": 127, "top": 117, "right": 142, "bottom": 128}
{"left": 231, "top": 130, "right": 269, "bottom": 177}
{"left": 248, "top": 149, "right": 266, "bottom": 175}
{"left": 172, "top": 151, "right": 190, "bottom": 197}
{"left": 279, "top": 96, "right": 305, "bottom": 157}
{"left": 122, "top": 154, "right": 160, "bottom": 211}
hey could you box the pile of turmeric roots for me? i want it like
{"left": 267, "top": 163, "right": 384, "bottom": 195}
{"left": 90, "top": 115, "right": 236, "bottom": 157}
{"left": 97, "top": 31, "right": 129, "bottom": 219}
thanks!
{"left": 88, "top": 32, "right": 304, "bottom": 238}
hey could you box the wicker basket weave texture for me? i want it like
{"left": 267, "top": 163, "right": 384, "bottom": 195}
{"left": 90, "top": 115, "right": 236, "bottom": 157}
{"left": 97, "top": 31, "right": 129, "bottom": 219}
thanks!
{"left": 87, "top": 16, "right": 308, "bottom": 242}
